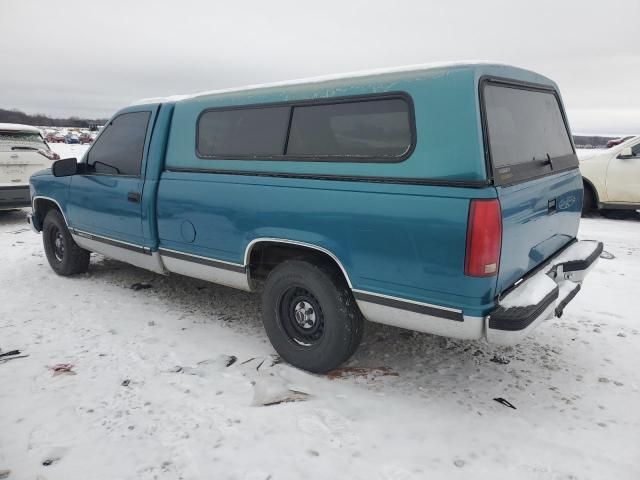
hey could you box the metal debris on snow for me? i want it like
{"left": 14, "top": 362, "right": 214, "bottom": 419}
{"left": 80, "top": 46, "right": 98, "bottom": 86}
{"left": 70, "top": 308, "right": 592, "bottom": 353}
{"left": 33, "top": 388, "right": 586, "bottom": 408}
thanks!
{"left": 493, "top": 397, "right": 517, "bottom": 409}
{"left": 50, "top": 363, "right": 75, "bottom": 376}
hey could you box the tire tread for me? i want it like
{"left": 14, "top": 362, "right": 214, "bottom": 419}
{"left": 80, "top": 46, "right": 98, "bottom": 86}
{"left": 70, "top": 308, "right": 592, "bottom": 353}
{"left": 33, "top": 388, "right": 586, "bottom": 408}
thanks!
{"left": 261, "top": 260, "right": 363, "bottom": 373}
{"left": 43, "top": 210, "right": 90, "bottom": 276}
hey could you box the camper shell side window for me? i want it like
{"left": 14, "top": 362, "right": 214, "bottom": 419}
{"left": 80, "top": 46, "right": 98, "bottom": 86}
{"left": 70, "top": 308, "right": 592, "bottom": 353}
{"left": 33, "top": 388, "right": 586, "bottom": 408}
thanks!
{"left": 196, "top": 93, "right": 415, "bottom": 163}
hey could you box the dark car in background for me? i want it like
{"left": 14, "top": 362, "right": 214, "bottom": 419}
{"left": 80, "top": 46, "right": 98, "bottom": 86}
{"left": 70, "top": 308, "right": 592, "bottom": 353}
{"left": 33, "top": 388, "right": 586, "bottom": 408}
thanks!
{"left": 65, "top": 134, "right": 80, "bottom": 144}
{"left": 79, "top": 132, "right": 94, "bottom": 144}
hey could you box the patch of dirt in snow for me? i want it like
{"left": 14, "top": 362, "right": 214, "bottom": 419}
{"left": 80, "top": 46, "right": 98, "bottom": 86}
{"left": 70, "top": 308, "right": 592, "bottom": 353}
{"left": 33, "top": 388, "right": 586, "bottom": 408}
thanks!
{"left": 1, "top": 209, "right": 639, "bottom": 479}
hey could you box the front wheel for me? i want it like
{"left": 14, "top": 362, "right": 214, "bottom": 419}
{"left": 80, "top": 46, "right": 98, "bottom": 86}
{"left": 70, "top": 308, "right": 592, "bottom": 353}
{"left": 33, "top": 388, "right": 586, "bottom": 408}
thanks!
{"left": 261, "top": 260, "right": 363, "bottom": 373}
{"left": 42, "top": 209, "right": 90, "bottom": 276}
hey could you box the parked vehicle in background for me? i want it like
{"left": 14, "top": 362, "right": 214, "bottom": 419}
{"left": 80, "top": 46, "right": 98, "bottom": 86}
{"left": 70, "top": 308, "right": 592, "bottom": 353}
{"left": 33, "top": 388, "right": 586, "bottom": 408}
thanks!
{"left": 606, "top": 136, "right": 633, "bottom": 148}
{"left": 65, "top": 133, "right": 80, "bottom": 144}
{"left": 78, "top": 132, "right": 94, "bottom": 144}
{"left": 51, "top": 132, "right": 66, "bottom": 143}
{"left": 28, "top": 63, "right": 602, "bottom": 372}
{"left": 1, "top": 123, "right": 58, "bottom": 210}
{"left": 580, "top": 135, "right": 640, "bottom": 214}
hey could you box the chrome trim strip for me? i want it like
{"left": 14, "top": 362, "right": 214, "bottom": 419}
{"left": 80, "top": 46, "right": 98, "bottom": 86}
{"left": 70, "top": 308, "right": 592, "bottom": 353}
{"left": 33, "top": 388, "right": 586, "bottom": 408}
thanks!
{"left": 71, "top": 234, "right": 166, "bottom": 274}
{"left": 159, "top": 247, "right": 244, "bottom": 270}
{"left": 352, "top": 288, "right": 462, "bottom": 314}
{"left": 357, "top": 298, "right": 484, "bottom": 339}
{"left": 160, "top": 254, "right": 251, "bottom": 291}
{"left": 243, "top": 237, "right": 354, "bottom": 288}
{"left": 72, "top": 228, "right": 150, "bottom": 254}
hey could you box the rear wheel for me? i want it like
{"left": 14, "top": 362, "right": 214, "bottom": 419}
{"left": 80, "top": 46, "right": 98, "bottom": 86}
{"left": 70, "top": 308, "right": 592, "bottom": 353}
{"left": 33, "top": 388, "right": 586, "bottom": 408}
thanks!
{"left": 42, "top": 209, "right": 90, "bottom": 276}
{"left": 261, "top": 260, "right": 363, "bottom": 373}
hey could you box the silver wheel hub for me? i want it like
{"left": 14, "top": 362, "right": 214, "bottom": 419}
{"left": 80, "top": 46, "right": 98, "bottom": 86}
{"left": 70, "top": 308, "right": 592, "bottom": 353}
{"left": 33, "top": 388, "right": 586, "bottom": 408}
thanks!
{"left": 54, "top": 232, "right": 64, "bottom": 260}
{"left": 294, "top": 301, "right": 316, "bottom": 329}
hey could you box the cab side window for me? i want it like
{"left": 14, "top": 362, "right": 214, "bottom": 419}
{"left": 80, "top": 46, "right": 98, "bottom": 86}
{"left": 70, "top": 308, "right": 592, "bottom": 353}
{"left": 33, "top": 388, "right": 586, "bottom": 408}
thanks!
{"left": 87, "top": 111, "right": 151, "bottom": 175}
{"left": 632, "top": 143, "right": 640, "bottom": 156}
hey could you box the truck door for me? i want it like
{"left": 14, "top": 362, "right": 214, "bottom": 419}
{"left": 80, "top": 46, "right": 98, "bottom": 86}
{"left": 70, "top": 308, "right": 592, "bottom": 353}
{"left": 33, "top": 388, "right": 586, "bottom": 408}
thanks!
{"left": 606, "top": 141, "right": 640, "bottom": 204}
{"left": 66, "top": 107, "right": 156, "bottom": 253}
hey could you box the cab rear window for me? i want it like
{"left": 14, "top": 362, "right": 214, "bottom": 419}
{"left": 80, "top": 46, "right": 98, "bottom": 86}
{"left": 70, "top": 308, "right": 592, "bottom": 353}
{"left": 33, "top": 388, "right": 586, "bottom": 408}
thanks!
{"left": 482, "top": 81, "right": 577, "bottom": 185}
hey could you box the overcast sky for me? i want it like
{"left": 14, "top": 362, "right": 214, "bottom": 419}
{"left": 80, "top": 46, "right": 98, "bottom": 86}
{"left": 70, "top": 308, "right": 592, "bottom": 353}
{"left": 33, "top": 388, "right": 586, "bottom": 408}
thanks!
{"left": 1, "top": 0, "right": 638, "bottom": 134}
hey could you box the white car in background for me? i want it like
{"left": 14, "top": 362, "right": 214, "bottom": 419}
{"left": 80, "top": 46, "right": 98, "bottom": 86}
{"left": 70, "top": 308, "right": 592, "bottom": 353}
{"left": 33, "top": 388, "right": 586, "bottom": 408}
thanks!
{"left": 0, "top": 123, "right": 59, "bottom": 211}
{"left": 580, "top": 135, "right": 640, "bottom": 214}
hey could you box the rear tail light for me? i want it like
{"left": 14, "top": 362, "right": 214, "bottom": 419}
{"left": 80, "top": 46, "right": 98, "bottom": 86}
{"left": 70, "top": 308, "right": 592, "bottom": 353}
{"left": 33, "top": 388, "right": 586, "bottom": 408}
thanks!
{"left": 464, "top": 199, "right": 502, "bottom": 277}
{"left": 38, "top": 149, "right": 60, "bottom": 161}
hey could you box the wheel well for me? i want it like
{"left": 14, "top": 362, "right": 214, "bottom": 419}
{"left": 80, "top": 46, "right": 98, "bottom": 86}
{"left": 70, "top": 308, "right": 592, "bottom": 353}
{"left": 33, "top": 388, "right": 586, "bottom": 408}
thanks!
{"left": 33, "top": 198, "right": 61, "bottom": 230}
{"left": 247, "top": 241, "right": 351, "bottom": 288}
{"left": 582, "top": 178, "right": 599, "bottom": 205}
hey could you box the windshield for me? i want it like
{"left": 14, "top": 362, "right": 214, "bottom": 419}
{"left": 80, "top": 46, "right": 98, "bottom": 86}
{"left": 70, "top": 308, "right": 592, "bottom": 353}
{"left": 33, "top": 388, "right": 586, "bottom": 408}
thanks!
{"left": 483, "top": 82, "right": 577, "bottom": 185}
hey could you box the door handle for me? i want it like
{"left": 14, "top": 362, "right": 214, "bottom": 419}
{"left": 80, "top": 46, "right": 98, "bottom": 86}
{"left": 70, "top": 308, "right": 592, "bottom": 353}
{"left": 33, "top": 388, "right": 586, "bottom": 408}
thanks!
{"left": 10, "top": 154, "right": 18, "bottom": 159}
{"left": 127, "top": 191, "right": 141, "bottom": 203}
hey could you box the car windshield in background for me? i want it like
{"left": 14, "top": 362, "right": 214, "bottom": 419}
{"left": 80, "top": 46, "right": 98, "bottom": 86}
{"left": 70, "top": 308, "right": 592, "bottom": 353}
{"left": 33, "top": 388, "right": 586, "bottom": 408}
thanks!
{"left": 483, "top": 82, "right": 577, "bottom": 185}
{"left": 0, "top": 131, "right": 47, "bottom": 151}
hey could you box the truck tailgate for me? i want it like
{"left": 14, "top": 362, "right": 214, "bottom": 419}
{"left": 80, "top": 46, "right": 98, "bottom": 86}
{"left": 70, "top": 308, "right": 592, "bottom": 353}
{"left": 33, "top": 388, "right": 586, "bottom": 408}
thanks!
{"left": 496, "top": 169, "right": 583, "bottom": 294}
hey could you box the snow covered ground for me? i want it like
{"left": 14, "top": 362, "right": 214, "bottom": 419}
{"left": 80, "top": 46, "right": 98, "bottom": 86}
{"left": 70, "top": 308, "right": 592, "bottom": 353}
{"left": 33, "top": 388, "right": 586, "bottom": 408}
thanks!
{"left": 576, "top": 148, "right": 606, "bottom": 160}
{"left": 0, "top": 210, "right": 639, "bottom": 480}
{"left": 49, "top": 143, "right": 89, "bottom": 161}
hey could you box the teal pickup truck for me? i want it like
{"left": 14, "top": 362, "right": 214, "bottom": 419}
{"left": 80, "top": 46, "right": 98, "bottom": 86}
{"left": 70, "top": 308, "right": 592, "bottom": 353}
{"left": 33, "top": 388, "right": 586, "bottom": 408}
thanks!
{"left": 28, "top": 62, "right": 602, "bottom": 373}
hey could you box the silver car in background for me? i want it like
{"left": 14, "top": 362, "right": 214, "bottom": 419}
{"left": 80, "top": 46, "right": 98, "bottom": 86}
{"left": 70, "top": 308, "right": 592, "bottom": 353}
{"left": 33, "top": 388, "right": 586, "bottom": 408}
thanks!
{"left": 0, "top": 123, "right": 58, "bottom": 210}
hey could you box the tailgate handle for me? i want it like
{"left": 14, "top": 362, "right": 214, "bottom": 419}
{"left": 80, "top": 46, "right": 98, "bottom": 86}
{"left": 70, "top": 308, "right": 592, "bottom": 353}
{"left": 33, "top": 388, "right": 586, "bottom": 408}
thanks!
{"left": 548, "top": 198, "right": 557, "bottom": 214}
{"left": 541, "top": 153, "right": 554, "bottom": 170}
{"left": 127, "top": 191, "right": 141, "bottom": 203}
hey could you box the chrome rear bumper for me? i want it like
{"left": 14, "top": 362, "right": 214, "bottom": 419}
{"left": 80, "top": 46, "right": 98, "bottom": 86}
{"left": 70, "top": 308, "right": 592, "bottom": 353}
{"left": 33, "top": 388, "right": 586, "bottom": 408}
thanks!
{"left": 487, "top": 240, "right": 603, "bottom": 345}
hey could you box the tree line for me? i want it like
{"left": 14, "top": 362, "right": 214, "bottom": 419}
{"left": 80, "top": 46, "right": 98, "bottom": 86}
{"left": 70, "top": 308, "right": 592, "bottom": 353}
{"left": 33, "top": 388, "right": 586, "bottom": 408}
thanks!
{"left": 0, "top": 108, "right": 107, "bottom": 128}
{"left": 573, "top": 135, "right": 622, "bottom": 149}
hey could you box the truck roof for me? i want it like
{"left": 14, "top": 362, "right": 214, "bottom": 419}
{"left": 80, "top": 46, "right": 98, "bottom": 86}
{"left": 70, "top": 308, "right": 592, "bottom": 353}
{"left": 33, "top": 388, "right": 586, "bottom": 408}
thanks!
{"left": 132, "top": 61, "right": 550, "bottom": 106}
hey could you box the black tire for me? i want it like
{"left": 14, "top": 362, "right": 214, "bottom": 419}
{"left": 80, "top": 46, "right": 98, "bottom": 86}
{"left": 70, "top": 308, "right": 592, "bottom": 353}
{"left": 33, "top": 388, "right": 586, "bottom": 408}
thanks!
{"left": 42, "top": 209, "right": 90, "bottom": 276}
{"left": 261, "top": 260, "right": 363, "bottom": 373}
{"left": 582, "top": 184, "right": 595, "bottom": 216}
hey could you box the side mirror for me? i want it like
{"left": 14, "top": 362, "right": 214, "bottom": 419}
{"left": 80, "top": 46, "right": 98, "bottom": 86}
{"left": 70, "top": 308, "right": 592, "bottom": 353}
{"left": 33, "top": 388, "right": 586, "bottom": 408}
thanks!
{"left": 52, "top": 158, "right": 78, "bottom": 177}
{"left": 618, "top": 147, "right": 633, "bottom": 158}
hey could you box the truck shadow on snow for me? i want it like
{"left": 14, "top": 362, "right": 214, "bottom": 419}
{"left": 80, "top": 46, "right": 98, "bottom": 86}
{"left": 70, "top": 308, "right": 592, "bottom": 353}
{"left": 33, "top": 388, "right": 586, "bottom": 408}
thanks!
{"left": 84, "top": 254, "right": 586, "bottom": 408}
{"left": 0, "top": 208, "right": 29, "bottom": 227}
{"left": 583, "top": 210, "right": 640, "bottom": 221}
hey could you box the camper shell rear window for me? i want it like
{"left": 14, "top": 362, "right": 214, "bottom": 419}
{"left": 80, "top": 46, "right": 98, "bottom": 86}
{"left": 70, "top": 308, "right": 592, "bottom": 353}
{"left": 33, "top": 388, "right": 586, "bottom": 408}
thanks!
{"left": 481, "top": 79, "right": 577, "bottom": 186}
